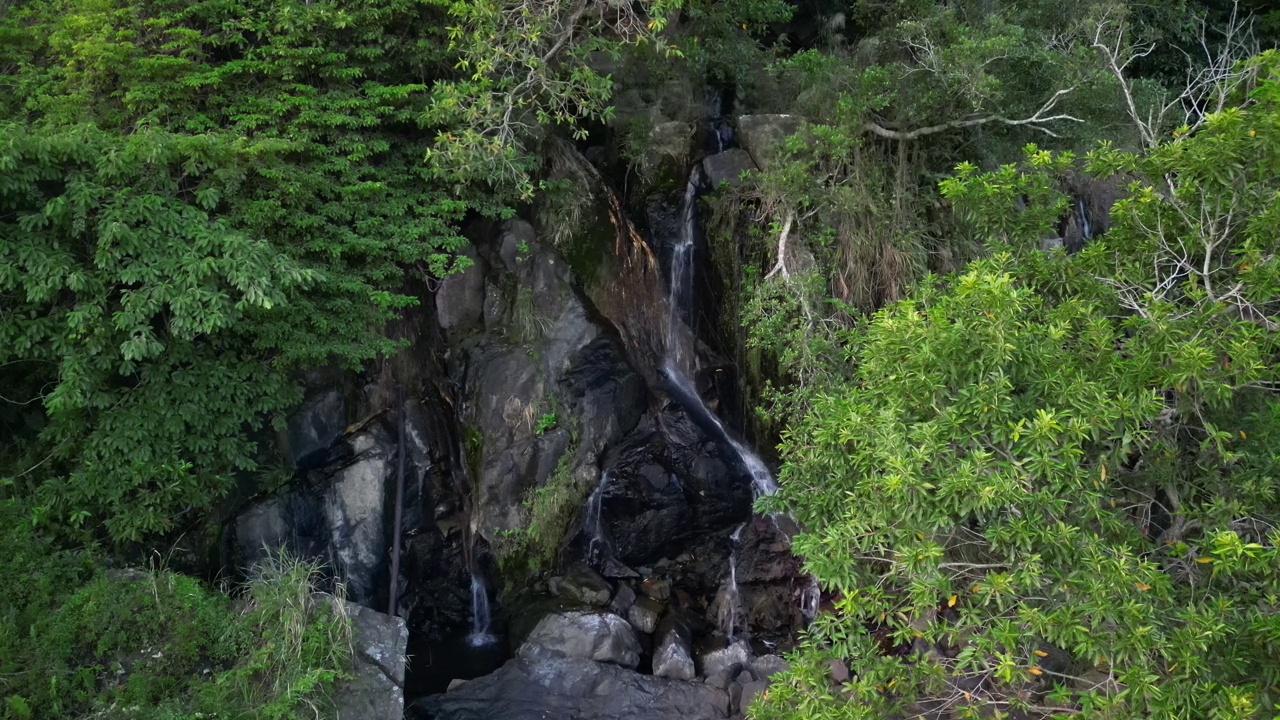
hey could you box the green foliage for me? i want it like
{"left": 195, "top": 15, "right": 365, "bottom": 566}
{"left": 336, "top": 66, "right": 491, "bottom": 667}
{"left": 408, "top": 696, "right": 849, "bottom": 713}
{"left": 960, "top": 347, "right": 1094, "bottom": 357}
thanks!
{"left": 496, "top": 450, "right": 588, "bottom": 577}
{"left": 755, "top": 56, "right": 1280, "bottom": 719}
{"left": 0, "top": 0, "right": 475, "bottom": 542}
{"left": 0, "top": 512, "right": 352, "bottom": 720}
{"left": 423, "top": 0, "right": 687, "bottom": 197}
{"left": 534, "top": 412, "right": 558, "bottom": 435}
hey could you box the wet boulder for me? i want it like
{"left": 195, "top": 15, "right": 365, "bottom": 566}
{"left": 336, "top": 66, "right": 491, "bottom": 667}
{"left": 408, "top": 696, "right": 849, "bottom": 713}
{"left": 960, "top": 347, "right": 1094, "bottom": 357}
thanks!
{"left": 698, "top": 639, "right": 751, "bottom": 679}
{"left": 599, "top": 416, "right": 753, "bottom": 567}
{"left": 518, "top": 611, "right": 641, "bottom": 669}
{"left": 627, "top": 596, "right": 664, "bottom": 634}
{"left": 652, "top": 615, "right": 696, "bottom": 681}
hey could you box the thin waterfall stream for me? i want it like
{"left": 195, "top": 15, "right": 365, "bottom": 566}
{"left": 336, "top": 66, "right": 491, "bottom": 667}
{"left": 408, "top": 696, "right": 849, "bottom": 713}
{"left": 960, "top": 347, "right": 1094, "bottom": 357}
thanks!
{"left": 467, "top": 572, "right": 496, "bottom": 647}
{"left": 584, "top": 470, "right": 612, "bottom": 565}
{"left": 660, "top": 164, "right": 785, "bottom": 642}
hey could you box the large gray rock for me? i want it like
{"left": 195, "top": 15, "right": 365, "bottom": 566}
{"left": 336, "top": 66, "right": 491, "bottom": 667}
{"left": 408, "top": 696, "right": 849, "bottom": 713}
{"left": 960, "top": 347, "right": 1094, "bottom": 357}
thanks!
{"left": 415, "top": 655, "right": 731, "bottom": 720}
{"left": 235, "top": 429, "right": 395, "bottom": 607}
{"left": 335, "top": 602, "right": 408, "bottom": 720}
{"left": 653, "top": 616, "right": 696, "bottom": 681}
{"left": 324, "top": 432, "right": 392, "bottom": 605}
{"left": 701, "top": 148, "right": 756, "bottom": 188}
{"left": 519, "top": 611, "right": 641, "bottom": 669}
{"left": 736, "top": 115, "right": 803, "bottom": 171}
{"left": 463, "top": 232, "right": 644, "bottom": 541}
{"left": 436, "top": 246, "right": 486, "bottom": 332}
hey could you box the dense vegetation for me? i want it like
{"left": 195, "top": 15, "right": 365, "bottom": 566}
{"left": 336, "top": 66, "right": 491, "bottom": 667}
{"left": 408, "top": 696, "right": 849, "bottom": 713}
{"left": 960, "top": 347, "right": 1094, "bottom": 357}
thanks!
{"left": 1, "top": 0, "right": 1277, "bottom": 717}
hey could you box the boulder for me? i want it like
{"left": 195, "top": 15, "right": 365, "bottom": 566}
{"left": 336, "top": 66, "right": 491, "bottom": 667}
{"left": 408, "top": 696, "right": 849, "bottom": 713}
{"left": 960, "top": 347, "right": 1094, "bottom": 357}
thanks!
{"left": 335, "top": 602, "right": 408, "bottom": 720}
{"left": 735, "top": 115, "right": 803, "bottom": 171}
{"left": 739, "top": 680, "right": 771, "bottom": 713}
{"left": 698, "top": 639, "right": 751, "bottom": 679}
{"left": 701, "top": 148, "right": 756, "bottom": 188}
{"left": 751, "top": 654, "right": 790, "bottom": 679}
{"left": 324, "top": 433, "right": 393, "bottom": 605}
{"left": 610, "top": 583, "right": 638, "bottom": 615}
{"left": 639, "top": 120, "right": 694, "bottom": 181}
{"left": 627, "top": 596, "right": 663, "bottom": 634}
{"left": 827, "top": 658, "right": 851, "bottom": 684}
{"left": 519, "top": 611, "right": 641, "bottom": 669}
{"left": 640, "top": 576, "right": 672, "bottom": 602}
{"left": 234, "top": 429, "right": 395, "bottom": 607}
{"left": 436, "top": 246, "right": 486, "bottom": 332}
{"left": 496, "top": 219, "right": 536, "bottom": 273}
{"left": 414, "top": 655, "right": 731, "bottom": 720}
{"left": 551, "top": 565, "right": 613, "bottom": 607}
{"left": 652, "top": 617, "right": 696, "bottom": 681}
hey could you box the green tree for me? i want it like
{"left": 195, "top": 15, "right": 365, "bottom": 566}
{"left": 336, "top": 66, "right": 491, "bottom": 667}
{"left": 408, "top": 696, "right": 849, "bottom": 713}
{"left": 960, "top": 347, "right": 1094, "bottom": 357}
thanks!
{"left": 755, "top": 52, "right": 1280, "bottom": 719}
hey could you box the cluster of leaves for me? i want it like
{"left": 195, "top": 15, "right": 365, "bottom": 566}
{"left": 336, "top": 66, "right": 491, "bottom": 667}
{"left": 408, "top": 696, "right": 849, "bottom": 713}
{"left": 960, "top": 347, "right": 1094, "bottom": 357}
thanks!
{"left": 754, "top": 54, "right": 1280, "bottom": 719}
{"left": 0, "top": 503, "right": 351, "bottom": 720}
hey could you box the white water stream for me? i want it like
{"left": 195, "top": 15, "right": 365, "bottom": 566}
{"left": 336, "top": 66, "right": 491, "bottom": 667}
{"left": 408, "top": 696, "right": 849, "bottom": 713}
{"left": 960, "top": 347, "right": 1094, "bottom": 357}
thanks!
{"left": 467, "top": 573, "right": 497, "bottom": 647}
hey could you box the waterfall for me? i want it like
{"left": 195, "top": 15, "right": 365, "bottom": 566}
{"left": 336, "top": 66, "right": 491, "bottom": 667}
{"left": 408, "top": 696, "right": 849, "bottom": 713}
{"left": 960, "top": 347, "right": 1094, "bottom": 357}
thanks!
{"left": 662, "top": 167, "right": 777, "bottom": 500}
{"left": 1077, "top": 198, "right": 1093, "bottom": 240}
{"left": 467, "top": 573, "right": 496, "bottom": 647}
{"left": 661, "top": 164, "right": 783, "bottom": 645}
{"left": 800, "top": 575, "right": 820, "bottom": 622}
{"left": 722, "top": 522, "right": 747, "bottom": 639}
{"left": 665, "top": 169, "right": 701, "bottom": 374}
{"left": 584, "top": 471, "right": 611, "bottom": 565}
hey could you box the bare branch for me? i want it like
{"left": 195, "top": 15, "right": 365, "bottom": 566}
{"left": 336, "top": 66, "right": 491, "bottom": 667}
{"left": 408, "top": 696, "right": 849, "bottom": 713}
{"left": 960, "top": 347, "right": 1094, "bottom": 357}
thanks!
{"left": 862, "top": 88, "right": 1082, "bottom": 141}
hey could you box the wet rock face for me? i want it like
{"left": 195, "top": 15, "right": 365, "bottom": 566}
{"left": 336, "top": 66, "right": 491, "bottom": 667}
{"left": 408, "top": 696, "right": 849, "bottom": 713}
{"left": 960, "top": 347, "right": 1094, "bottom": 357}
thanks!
{"left": 595, "top": 413, "right": 753, "bottom": 567}
{"left": 234, "top": 427, "right": 396, "bottom": 607}
{"left": 458, "top": 224, "right": 645, "bottom": 542}
{"left": 414, "top": 656, "right": 731, "bottom": 720}
{"left": 232, "top": 397, "right": 475, "bottom": 635}
{"left": 283, "top": 387, "right": 346, "bottom": 471}
{"left": 706, "top": 515, "right": 808, "bottom": 646}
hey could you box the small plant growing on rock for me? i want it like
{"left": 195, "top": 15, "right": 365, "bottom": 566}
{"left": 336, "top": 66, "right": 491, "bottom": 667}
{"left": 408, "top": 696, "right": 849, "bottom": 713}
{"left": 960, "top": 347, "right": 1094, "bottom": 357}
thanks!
{"left": 534, "top": 412, "right": 558, "bottom": 434}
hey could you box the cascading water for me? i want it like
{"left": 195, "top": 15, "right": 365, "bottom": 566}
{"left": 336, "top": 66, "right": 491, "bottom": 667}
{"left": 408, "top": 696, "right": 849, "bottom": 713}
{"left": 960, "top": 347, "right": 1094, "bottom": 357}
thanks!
{"left": 467, "top": 573, "right": 497, "bottom": 647}
{"left": 665, "top": 169, "right": 701, "bottom": 375}
{"left": 800, "top": 575, "right": 820, "bottom": 622}
{"left": 722, "top": 522, "right": 747, "bottom": 639}
{"left": 1077, "top": 198, "right": 1093, "bottom": 240}
{"left": 661, "top": 166, "right": 777, "bottom": 500}
{"left": 660, "top": 164, "right": 786, "bottom": 644}
{"left": 584, "top": 471, "right": 611, "bottom": 565}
